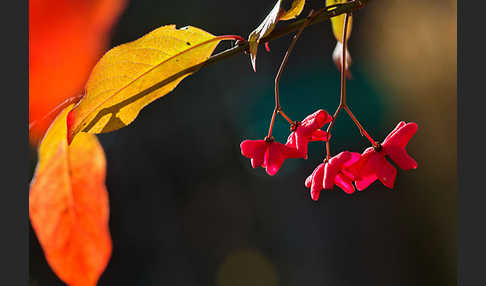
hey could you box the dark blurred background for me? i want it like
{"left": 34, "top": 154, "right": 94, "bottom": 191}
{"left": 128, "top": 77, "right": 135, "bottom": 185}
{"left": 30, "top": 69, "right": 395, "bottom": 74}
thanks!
{"left": 29, "top": 0, "right": 457, "bottom": 285}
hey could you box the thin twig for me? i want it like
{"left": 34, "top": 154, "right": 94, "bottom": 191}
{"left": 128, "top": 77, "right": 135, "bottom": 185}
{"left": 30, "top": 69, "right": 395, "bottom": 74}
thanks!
{"left": 267, "top": 10, "right": 315, "bottom": 137}
{"left": 325, "top": 12, "right": 351, "bottom": 160}
{"left": 275, "top": 10, "right": 315, "bottom": 115}
{"left": 324, "top": 6, "right": 378, "bottom": 154}
{"left": 343, "top": 105, "right": 377, "bottom": 147}
{"left": 266, "top": 108, "right": 278, "bottom": 139}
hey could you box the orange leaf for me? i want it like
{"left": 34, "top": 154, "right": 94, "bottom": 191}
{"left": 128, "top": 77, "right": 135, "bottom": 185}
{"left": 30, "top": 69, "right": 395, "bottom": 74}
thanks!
{"left": 30, "top": 105, "right": 111, "bottom": 286}
{"left": 29, "top": 0, "right": 127, "bottom": 145}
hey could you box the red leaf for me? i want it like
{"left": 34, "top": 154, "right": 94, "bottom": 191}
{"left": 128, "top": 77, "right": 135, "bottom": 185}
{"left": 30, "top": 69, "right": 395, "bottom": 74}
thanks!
{"left": 29, "top": 0, "right": 127, "bottom": 144}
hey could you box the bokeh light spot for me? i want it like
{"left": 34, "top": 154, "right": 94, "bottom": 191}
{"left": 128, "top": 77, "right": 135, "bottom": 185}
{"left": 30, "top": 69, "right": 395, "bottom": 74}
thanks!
{"left": 216, "top": 248, "right": 278, "bottom": 286}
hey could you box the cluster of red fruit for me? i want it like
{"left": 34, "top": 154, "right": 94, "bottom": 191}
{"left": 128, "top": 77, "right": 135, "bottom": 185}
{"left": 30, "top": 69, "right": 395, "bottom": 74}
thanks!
{"left": 240, "top": 110, "right": 418, "bottom": 201}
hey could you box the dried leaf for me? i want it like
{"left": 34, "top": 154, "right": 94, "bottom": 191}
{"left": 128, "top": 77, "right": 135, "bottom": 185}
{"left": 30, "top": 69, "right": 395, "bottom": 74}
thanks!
{"left": 327, "top": 0, "right": 353, "bottom": 77}
{"left": 67, "top": 25, "right": 232, "bottom": 143}
{"left": 326, "top": 0, "right": 353, "bottom": 42}
{"left": 248, "top": 0, "right": 306, "bottom": 71}
{"left": 332, "top": 41, "right": 352, "bottom": 78}
{"left": 30, "top": 105, "right": 111, "bottom": 286}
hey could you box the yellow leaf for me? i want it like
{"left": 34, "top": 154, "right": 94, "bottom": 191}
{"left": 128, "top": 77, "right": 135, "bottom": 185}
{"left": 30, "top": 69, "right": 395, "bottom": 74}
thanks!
{"left": 248, "top": 0, "right": 306, "bottom": 71}
{"left": 326, "top": 0, "right": 352, "bottom": 42}
{"left": 67, "top": 25, "right": 232, "bottom": 143}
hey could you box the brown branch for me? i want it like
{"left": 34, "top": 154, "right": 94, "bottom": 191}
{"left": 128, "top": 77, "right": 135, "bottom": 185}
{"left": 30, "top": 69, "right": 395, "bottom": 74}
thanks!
{"left": 145, "top": 0, "right": 371, "bottom": 93}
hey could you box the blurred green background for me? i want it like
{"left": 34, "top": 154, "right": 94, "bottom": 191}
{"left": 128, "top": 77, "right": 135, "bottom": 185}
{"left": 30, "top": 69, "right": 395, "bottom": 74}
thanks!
{"left": 29, "top": 0, "right": 457, "bottom": 285}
